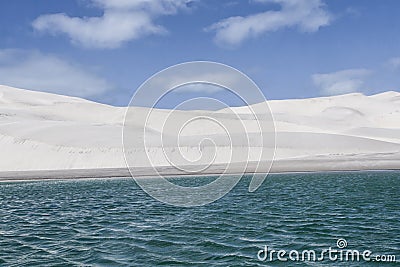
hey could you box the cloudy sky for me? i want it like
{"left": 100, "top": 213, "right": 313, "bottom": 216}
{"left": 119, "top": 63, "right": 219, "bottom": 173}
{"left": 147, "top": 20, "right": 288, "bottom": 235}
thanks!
{"left": 0, "top": 0, "right": 400, "bottom": 106}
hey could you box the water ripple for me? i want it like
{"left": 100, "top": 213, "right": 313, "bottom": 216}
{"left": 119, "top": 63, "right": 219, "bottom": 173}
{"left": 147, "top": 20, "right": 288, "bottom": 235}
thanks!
{"left": 0, "top": 172, "right": 399, "bottom": 266}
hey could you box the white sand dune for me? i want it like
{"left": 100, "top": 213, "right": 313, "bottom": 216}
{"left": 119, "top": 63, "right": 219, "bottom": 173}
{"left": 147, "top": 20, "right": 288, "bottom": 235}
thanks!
{"left": 0, "top": 84, "right": 399, "bottom": 175}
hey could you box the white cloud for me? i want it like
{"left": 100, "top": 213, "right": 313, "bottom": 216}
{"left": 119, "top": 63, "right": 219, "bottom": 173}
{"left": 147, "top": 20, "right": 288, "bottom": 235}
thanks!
{"left": 206, "top": 0, "right": 331, "bottom": 47}
{"left": 0, "top": 49, "right": 113, "bottom": 97}
{"left": 32, "top": 0, "right": 189, "bottom": 49}
{"left": 312, "top": 69, "right": 372, "bottom": 95}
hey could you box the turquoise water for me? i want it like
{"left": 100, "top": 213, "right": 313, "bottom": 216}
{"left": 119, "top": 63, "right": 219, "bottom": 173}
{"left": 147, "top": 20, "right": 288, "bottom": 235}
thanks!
{"left": 0, "top": 172, "right": 399, "bottom": 266}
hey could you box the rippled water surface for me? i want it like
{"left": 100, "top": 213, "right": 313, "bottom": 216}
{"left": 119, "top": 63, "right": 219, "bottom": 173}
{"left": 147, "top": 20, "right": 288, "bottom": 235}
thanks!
{"left": 0, "top": 172, "right": 399, "bottom": 266}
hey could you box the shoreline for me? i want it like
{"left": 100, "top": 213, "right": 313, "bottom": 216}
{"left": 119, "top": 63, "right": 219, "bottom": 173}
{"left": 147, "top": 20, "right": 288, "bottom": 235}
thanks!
{"left": 1, "top": 157, "right": 399, "bottom": 182}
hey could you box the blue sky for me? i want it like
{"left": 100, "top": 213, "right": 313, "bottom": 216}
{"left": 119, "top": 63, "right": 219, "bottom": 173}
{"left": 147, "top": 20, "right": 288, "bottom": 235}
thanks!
{"left": 0, "top": 0, "right": 400, "bottom": 106}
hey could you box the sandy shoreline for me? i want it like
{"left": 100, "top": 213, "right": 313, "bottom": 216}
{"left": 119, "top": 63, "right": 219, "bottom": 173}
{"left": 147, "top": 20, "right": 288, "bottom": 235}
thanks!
{"left": 2, "top": 155, "right": 399, "bottom": 182}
